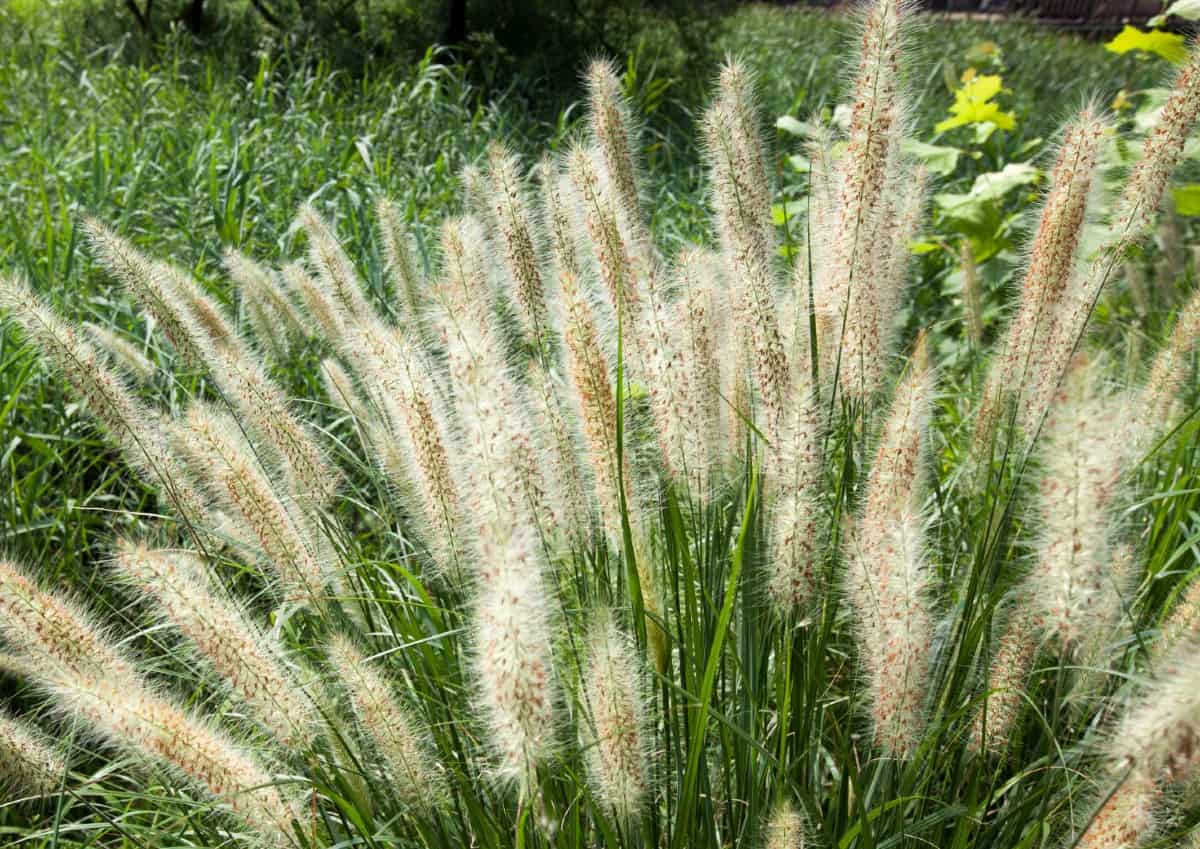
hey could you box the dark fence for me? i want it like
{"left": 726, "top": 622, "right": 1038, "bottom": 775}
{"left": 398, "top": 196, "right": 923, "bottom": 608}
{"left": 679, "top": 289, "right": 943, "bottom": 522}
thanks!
{"left": 924, "top": 0, "right": 1162, "bottom": 26}
{"left": 777, "top": 0, "right": 1168, "bottom": 29}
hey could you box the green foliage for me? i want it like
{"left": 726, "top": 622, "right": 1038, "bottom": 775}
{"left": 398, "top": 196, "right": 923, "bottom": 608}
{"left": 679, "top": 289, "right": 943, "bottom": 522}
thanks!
{"left": 1, "top": 6, "right": 1200, "bottom": 849}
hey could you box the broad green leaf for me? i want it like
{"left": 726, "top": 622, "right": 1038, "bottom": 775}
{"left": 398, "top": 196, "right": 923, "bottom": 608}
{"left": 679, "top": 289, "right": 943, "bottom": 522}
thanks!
{"left": 1105, "top": 26, "right": 1188, "bottom": 63}
{"left": 900, "top": 139, "right": 961, "bottom": 176}
{"left": 1171, "top": 184, "right": 1200, "bottom": 215}
{"left": 771, "top": 198, "right": 808, "bottom": 226}
{"left": 973, "top": 121, "right": 998, "bottom": 144}
{"left": 934, "top": 162, "right": 1039, "bottom": 222}
{"left": 909, "top": 241, "right": 941, "bottom": 255}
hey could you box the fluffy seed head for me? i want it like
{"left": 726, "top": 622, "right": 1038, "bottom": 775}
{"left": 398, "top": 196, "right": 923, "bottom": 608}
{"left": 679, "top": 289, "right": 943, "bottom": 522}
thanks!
{"left": 224, "top": 249, "right": 306, "bottom": 347}
{"left": 49, "top": 671, "right": 301, "bottom": 843}
{"left": 0, "top": 558, "right": 138, "bottom": 684}
{"left": 1075, "top": 773, "right": 1158, "bottom": 849}
{"left": 374, "top": 196, "right": 426, "bottom": 324}
{"left": 347, "top": 320, "right": 466, "bottom": 575}
{"left": 969, "top": 608, "right": 1038, "bottom": 757}
{"left": 1156, "top": 572, "right": 1200, "bottom": 662}
{"left": 844, "top": 335, "right": 935, "bottom": 757}
{"left": 548, "top": 211, "right": 629, "bottom": 546}
{"left": 585, "top": 58, "right": 641, "bottom": 224}
{"left": 171, "top": 403, "right": 329, "bottom": 602}
{"left": 0, "top": 276, "right": 206, "bottom": 525}
{"left": 485, "top": 142, "right": 551, "bottom": 347}
{"left": 1112, "top": 642, "right": 1200, "bottom": 784}
{"left": 114, "top": 541, "right": 316, "bottom": 744}
{"left": 300, "top": 204, "right": 374, "bottom": 323}
{"left": 0, "top": 712, "right": 66, "bottom": 798}
{"left": 1028, "top": 356, "right": 1126, "bottom": 651}
{"left": 441, "top": 307, "right": 564, "bottom": 562}
{"left": 997, "top": 110, "right": 1108, "bottom": 435}
{"left": 1112, "top": 44, "right": 1200, "bottom": 240}
{"left": 864, "top": 333, "right": 932, "bottom": 519}
{"left": 959, "top": 241, "right": 984, "bottom": 346}
{"left": 764, "top": 799, "right": 809, "bottom": 849}
{"left": 319, "top": 357, "right": 371, "bottom": 424}
{"left": 1138, "top": 283, "right": 1200, "bottom": 436}
{"left": 435, "top": 216, "right": 493, "bottom": 324}
{"left": 582, "top": 614, "right": 650, "bottom": 821}
{"left": 565, "top": 144, "right": 644, "bottom": 354}
{"left": 281, "top": 261, "right": 344, "bottom": 344}
{"left": 83, "top": 219, "right": 209, "bottom": 369}
{"left": 83, "top": 321, "right": 156, "bottom": 382}
{"left": 474, "top": 525, "right": 559, "bottom": 795}
{"left": 675, "top": 250, "right": 724, "bottom": 469}
{"left": 765, "top": 379, "right": 824, "bottom": 612}
{"left": 639, "top": 256, "right": 711, "bottom": 498}
{"left": 704, "top": 64, "right": 789, "bottom": 438}
{"left": 209, "top": 344, "right": 340, "bottom": 508}
{"left": 328, "top": 635, "right": 446, "bottom": 812}
{"left": 529, "top": 361, "right": 595, "bottom": 546}
{"left": 162, "top": 262, "right": 241, "bottom": 356}
{"left": 0, "top": 557, "right": 301, "bottom": 841}
{"left": 824, "top": 0, "right": 906, "bottom": 400}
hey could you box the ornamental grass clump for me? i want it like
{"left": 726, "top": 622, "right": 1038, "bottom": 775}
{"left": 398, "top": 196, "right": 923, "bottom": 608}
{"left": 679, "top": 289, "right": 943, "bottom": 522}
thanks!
{"left": 2, "top": 4, "right": 1200, "bottom": 847}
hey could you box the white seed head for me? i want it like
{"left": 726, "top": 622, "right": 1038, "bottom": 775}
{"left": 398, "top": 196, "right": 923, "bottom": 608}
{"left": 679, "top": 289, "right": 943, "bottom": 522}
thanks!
{"left": 0, "top": 276, "right": 206, "bottom": 525}
{"left": 969, "top": 608, "right": 1038, "bottom": 757}
{"left": 585, "top": 58, "right": 642, "bottom": 226}
{"left": 764, "top": 799, "right": 810, "bottom": 849}
{"left": 1075, "top": 773, "right": 1158, "bottom": 849}
{"left": 83, "top": 321, "right": 156, "bottom": 382}
{"left": 374, "top": 196, "right": 427, "bottom": 325}
{"left": 114, "top": 540, "right": 316, "bottom": 744}
{"left": 83, "top": 219, "right": 209, "bottom": 369}
{"left": 299, "top": 203, "right": 374, "bottom": 323}
{"left": 844, "top": 336, "right": 935, "bottom": 757}
{"left": 485, "top": 141, "right": 551, "bottom": 347}
{"left": 0, "top": 712, "right": 65, "bottom": 798}
{"left": 1028, "top": 356, "right": 1126, "bottom": 651}
{"left": 328, "top": 635, "right": 446, "bottom": 812}
{"left": 1112, "top": 642, "right": 1200, "bottom": 785}
{"left": 582, "top": 614, "right": 650, "bottom": 821}
{"left": 171, "top": 403, "right": 329, "bottom": 603}
{"left": 474, "top": 525, "right": 559, "bottom": 795}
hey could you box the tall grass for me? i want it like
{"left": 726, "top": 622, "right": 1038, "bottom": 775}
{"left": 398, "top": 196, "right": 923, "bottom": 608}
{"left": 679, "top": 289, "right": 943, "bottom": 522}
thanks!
{"left": 2, "top": 3, "right": 1200, "bottom": 849}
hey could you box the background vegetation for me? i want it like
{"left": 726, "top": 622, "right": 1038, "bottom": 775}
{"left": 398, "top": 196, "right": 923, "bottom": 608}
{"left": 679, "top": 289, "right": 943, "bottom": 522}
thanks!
{"left": 0, "top": 1, "right": 1181, "bottom": 582}
{"left": 1, "top": 2, "right": 1199, "bottom": 847}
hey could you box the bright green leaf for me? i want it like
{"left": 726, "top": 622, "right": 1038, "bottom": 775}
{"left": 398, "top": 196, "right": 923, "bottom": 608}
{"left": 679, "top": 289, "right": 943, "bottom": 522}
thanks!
{"left": 1105, "top": 26, "right": 1188, "bottom": 64}
{"left": 1171, "top": 184, "right": 1200, "bottom": 215}
{"left": 900, "top": 139, "right": 961, "bottom": 176}
{"left": 935, "top": 73, "right": 1016, "bottom": 134}
{"left": 909, "top": 241, "right": 941, "bottom": 255}
{"left": 973, "top": 121, "right": 998, "bottom": 145}
{"left": 934, "top": 162, "right": 1039, "bottom": 221}
{"left": 771, "top": 198, "right": 808, "bottom": 226}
